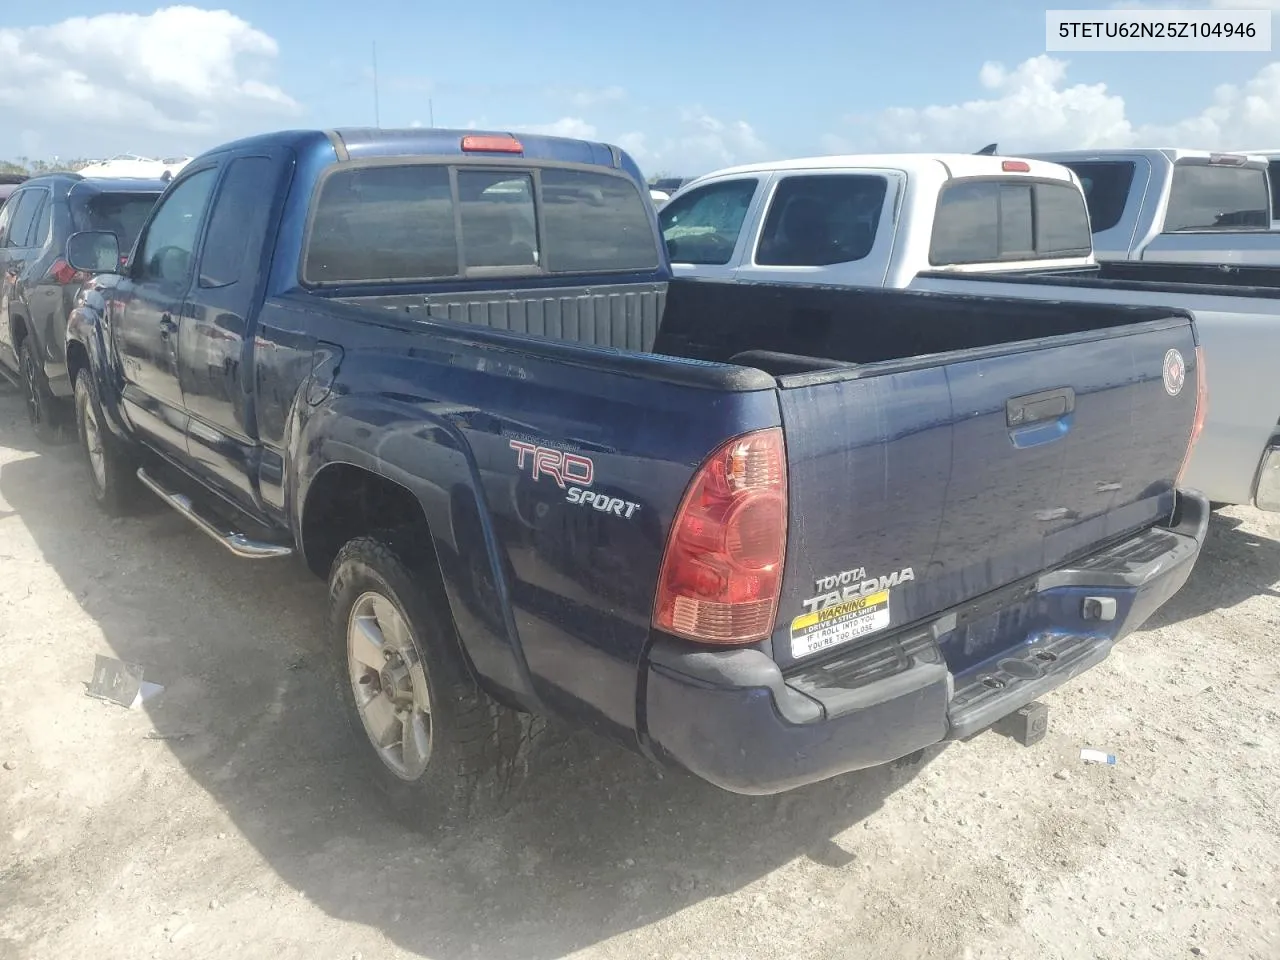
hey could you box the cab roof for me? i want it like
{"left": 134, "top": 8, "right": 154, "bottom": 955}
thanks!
{"left": 1029, "top": 147, "right": 1269, "bottom": 169}
{"left": 683, "top": 153, "right": 1079, "bottom": 185}
{"left": 192, "top": 127, "right": 637, "bottom": 174}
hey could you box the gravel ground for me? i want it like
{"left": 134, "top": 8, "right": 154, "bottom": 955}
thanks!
{"left": 0, "top": 387, "right": 1277, "bottom": 960}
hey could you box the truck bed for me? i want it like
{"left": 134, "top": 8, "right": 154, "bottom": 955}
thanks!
{"left": 327, "top": 277, "right": 1198, "bottom": 701}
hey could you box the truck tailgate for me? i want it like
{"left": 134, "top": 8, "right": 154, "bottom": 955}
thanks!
{"left": 769, "top": 320, "right": 1200, "bottom": 671}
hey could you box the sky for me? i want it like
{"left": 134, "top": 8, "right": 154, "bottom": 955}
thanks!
{"left": 5, "top": 1, "right": 1280, "bottom": 177}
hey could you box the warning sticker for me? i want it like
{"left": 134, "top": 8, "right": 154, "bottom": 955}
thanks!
{"left": 789, "top": 590, "right": 891, "bottom": 659}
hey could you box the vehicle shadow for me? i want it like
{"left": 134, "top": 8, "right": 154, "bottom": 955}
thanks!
{"left": 0, "top": 400, "right": 935, "bottom": 960}
{"left": 1143, "top": 508, "right": 1280, "bottom": 629}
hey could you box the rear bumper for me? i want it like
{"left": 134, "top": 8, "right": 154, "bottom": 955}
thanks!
{"left": 642, "top": 490, "right": 1209, "bottom": 796}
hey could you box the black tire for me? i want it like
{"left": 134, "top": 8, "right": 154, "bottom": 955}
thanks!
{"left": 73, "top": 367, "right": 140, "bottom": 515}
{"left": 19, "top": 338, "right": 67, "bottom": 444}
{"left": 328, "top": 533, "right": 540, "bottom": 830}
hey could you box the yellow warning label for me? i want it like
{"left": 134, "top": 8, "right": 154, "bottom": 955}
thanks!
{"left": 790, "top": 590, "right": 891, "bottom": 659}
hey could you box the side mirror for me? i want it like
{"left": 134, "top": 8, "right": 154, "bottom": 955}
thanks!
{"left": 66, "top": 230, "right": 122, "bottom": 275}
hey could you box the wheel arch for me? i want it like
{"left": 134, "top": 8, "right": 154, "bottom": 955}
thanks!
{"left": 293, "top": 399, "right": 540, "bottom": 714}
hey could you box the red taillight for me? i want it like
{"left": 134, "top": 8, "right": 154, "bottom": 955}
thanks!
{"left": 652, "top": 427, "right": 788, "bottom": 645}
{"left": 48, "top": 258, "right": 83, "bottom": 285}
{"left": 461, "top": 134, "right": 523, "bottom": 154}
{"left": 1176, "top": 345, "right": 1208, "bottom": 486}
{"left": 1001, "top": 159, "right": 1031, "bottom": 172}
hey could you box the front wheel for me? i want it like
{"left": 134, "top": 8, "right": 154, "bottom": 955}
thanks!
{"left": 74, "top": 368, "right": 140, "bottom": 515}
{"left": 329, "top": 534, "right": 540, "bottom": 829}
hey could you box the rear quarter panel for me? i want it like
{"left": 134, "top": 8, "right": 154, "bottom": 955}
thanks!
{"left": 291, "top": 309, "right": 782, "bottom": 741}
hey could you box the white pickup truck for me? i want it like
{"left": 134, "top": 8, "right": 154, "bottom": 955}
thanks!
{"left": 1231, "top": 148, "right": 1280, "bottom": 228}
{"left": 660, "top": 151, "right": 1280, "bottom": 514}
{"left": 1026, "top": 148, "right": 1280, "bottom": 265}
{"left": 658, "top": 153, "right": 1097, "bottom": 287}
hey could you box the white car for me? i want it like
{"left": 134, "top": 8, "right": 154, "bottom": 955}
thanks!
{"left": 76, "top": 154, "right": 192, "bottom": 180}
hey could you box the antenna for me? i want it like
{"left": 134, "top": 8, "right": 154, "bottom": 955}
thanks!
{"left": 429, "top": 98, "right": 434, "bottom": 128}
{"left": 372, "top": 41, "right": 381, "bottom": 128}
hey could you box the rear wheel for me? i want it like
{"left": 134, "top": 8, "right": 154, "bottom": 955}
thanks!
{"left": 329, "top": 534, "right": 539, "bottom": 830}
{"left": 19, "top": 339, "right": 66, "bottom": 444}
{"left": 74, "top": 368, "right": 140, "bottom": 515}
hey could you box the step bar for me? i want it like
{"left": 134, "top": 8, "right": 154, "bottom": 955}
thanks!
{"left": 136, "top": 468, "right": 293, "bottom": 559}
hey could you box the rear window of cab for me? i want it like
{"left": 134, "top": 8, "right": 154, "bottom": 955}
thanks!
{"left": 929, "top": 177, "right": 1093, "bottom": 266}
{"left": 302, "top": 162, "right": 660, "bottom": 285}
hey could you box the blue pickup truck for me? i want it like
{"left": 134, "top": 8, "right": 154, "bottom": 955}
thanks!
{"left": 61, "top": 127, "right": 1210, "bottom": 824}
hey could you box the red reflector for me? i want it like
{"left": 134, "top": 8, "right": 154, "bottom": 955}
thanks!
{"left": 652, "top": 428, "right": 788, "bottom": 645}
{"left": 461, "top": 134, "right": 524, "bottom": 154}
{"left": 1001, "top": 159, "right": 1031, "bottom": 173}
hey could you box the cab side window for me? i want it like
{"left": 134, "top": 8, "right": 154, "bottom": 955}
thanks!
{"left": 0, "top": 193, "right": 16, "bottom": 246}
{"left": 135, "top": 168, "right": 219, "bottom": 286}
{"left": 755, "top": 174, "right": 888, "bottom": 266}
{"left": 199, "top": 157, "right": 275, "bottom": 289}
{"left": 3, "top": 190, "right": 42, "bottom": 249}
{"left": 658, "top": 179, "right": 759, "bottom": 265}
{"left": 30, "top": 194, "right": 51, "bottom": 248}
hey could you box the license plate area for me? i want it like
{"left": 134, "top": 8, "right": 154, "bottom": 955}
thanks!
{"left": 936, "top": 580, "right": 1042, "bottom": 675}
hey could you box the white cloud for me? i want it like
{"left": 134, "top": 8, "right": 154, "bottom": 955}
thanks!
{"left": 0, "top": 6, "right": 298, "bottom": 160}
{"left": 520, "top": 117, "right": 600, "bottom": 139}
{"left": 621, "top": 109, "right": 770, "bottom": 175}
{"left": 829, "top": 54, "right": 1280, "bottom": 154}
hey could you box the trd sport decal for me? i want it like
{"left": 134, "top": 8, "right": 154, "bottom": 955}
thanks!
{"left": 509, "top": 440, "right": 641, "bottom": 519}
{"left": 508, "top": 439, "right": 593, "bottom": 487}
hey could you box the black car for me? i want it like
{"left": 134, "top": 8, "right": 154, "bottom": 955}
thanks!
{"left": 0, "top": 173, "right": 26, "bottom": 205}
{"left": 0, "top": 173, "right": 166, "bottom": 440}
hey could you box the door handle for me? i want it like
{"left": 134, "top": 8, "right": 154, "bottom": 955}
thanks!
{"left": 1006, "top": 386, "right": 1075, "bottom": 449}
{"left": 1006, "top": 387, "right": 1075, "bottom": 427}
{"left": 159, "top": 314, "right": 177, "bottom": 339}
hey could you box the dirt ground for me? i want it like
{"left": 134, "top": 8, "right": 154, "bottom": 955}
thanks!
{"left": 0, "top": 388, "right": 1277, "bottom": 960}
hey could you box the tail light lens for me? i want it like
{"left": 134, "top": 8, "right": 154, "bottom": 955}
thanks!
{"left": 652, "top": 427, "right": 788, "bottom": 645}
{"left": 1176, "top": 345, "right": 1207, "bottom": 486}
{"left": 47, "top": 258, "right": 86, "bottom": 286}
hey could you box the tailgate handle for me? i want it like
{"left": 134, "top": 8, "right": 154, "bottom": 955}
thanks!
{"left": 1006, "top": 387, "right": 1075, "bottom": 428}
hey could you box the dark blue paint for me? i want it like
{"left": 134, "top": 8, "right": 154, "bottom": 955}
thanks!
{"left": 62, "top": 125, "right": 1210, "bottom": 795}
